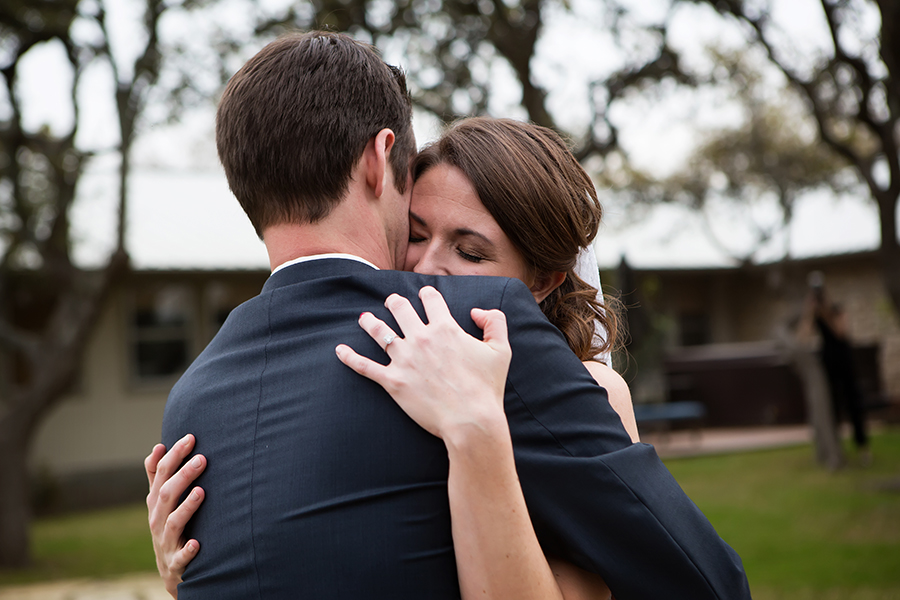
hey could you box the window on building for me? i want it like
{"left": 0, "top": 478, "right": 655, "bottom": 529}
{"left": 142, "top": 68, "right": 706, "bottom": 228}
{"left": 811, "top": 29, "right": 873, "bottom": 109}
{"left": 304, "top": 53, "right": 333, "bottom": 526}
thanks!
{"left": 131, "top": 285, "right": 193, "bottom": 382}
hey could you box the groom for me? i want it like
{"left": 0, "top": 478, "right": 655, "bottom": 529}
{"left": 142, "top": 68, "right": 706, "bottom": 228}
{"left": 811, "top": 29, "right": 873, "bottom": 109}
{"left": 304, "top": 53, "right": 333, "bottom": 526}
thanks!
{"left": 152, "top": 31, "right": 750, "bottom": 599}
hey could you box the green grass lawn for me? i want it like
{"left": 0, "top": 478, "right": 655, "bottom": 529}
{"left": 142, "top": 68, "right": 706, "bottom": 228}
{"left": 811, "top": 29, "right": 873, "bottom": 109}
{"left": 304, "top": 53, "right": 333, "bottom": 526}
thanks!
{"left": 1, "top": 428, "right": 898, "bottom": 597}
{"left": 667, "top": 429, "right": 900, "bottom": 600}
{"left": 0, "top": 503, "right": 155, "bottom": 586}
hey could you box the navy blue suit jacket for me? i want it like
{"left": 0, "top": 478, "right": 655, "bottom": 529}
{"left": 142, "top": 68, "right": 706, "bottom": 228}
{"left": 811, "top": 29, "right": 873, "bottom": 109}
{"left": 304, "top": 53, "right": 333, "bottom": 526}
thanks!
{"left": 162, "top": 258, "right": 750, "bottom": 599}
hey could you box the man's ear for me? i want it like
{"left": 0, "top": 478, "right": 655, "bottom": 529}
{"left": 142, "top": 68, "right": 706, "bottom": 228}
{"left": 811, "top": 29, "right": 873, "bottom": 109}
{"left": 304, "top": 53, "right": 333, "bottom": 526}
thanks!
{"left": 530, "top": 271, "right": 566, "bottom": 303}
{"left": 364, "top": 129, "right": 396, "bottom": 198}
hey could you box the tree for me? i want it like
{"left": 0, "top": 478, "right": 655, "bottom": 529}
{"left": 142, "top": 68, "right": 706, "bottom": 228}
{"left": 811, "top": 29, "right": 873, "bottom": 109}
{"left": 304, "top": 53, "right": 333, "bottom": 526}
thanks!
{"left": 674, "top": 0, "right": 899, "bottom": 312}
{"left": 602, "top": 49, "right": 858, "bottom": 264}
{"left": 0, "top": 0, "right": 167, "bottom": 566}
{"left": 196, "top": 0, "right": 691, "bottom": 161}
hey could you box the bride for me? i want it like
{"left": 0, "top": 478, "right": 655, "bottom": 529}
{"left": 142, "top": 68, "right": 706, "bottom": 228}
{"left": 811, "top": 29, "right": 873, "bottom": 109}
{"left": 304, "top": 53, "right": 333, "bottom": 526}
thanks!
{"left": 147, "top": 117, "right": 639, "bottom": 599}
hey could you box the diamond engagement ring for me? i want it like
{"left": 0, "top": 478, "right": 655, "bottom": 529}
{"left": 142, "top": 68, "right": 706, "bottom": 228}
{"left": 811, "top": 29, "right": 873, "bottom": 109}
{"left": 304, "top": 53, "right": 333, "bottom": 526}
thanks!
{"left": 383, "top": 334, "right": 397, "bottom": 347}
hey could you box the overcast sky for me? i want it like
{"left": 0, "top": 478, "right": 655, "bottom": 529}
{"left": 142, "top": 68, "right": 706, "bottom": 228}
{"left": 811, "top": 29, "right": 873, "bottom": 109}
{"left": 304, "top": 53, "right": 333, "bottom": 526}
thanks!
{"left": 12, "top": 0, "right": 886, "bottom": 270}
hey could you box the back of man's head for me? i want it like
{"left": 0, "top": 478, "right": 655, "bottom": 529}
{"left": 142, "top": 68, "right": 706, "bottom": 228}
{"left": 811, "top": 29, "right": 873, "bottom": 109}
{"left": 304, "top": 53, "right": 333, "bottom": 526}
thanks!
{"left": 216, "top": 31, "right": 414, "bottom": 237}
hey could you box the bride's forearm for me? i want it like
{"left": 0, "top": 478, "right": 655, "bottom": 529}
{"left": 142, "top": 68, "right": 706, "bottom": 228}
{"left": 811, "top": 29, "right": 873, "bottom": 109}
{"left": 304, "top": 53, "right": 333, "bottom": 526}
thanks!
{"left": 444, "top": 415, "right": 565, "bottom": 600}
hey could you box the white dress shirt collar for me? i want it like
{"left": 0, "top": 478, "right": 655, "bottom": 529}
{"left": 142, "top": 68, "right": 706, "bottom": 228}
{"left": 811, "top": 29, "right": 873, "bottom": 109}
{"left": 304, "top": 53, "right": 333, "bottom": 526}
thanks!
{"left": 271, "top": 253, "right": 381, "bottom": 275}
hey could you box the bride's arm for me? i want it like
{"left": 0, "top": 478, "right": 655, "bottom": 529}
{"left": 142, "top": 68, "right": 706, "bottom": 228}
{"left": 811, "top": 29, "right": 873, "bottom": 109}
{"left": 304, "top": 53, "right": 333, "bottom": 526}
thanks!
{"left": 336, "top": 286, "right": 610, "bottom": 600}
{"left": 444, "top": 396, "right": 568, "bottom": 600}
{"left": 444, "top": 413, "right": 611, "bottom": 600}
{"left": 582, "top": 361, "right": 639, "bottom": 443}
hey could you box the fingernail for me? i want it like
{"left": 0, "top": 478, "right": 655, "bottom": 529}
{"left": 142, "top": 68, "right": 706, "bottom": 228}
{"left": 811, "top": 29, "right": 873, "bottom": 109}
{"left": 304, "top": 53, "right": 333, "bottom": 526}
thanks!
{"left": 190, "top": 488, "right": 201, "bottom": 501}
{"left": 190, "top": 455, "right": 202, "bottom": 468}
{"left": 181, "top": 434, "right": 192, "bottom": 446}
{"left": 187, "top": 541, "right": 198, "bottom": 552}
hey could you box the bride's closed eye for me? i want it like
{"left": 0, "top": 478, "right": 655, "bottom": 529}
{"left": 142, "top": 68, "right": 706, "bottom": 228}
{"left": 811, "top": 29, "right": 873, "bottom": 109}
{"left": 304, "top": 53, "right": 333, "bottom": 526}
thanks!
{"left": 408, "top": 234, "right": 487, "bottom": 263}
{"left": 457, "top": 248, "right": 486, "bottom": 263}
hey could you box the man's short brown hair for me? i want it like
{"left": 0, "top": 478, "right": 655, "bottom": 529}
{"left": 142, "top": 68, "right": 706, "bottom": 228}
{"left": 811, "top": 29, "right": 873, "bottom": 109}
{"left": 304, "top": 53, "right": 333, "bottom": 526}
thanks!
{"left": 216, "top": 32, "right": 414, "bottom": 236}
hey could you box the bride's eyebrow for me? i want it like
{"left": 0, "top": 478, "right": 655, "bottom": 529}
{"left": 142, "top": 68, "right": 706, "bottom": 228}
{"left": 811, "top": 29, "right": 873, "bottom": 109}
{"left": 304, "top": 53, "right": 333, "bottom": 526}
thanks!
{"left": 454, "top": 228, "right": 493, "bottom": 246}
{"left": 410, "top": 210, "right": 493, "bottom": 246}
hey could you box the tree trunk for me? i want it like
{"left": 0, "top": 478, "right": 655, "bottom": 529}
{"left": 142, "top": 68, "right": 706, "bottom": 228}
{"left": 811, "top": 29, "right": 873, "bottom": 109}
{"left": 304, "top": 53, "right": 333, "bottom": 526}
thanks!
{"left": 0, "top": 424, "right": 31, "bottom": 567}
{"left": 780, "top": 329, "right": 844, "bottom": 470}
{"left": 0, "top": 255, "right": 127, "bottom": 567}
{"left": 876, "top": 190, "right": 900, "bottom": 317}
{"left": 796, "top": 348, "right": 844, "bottom": 470}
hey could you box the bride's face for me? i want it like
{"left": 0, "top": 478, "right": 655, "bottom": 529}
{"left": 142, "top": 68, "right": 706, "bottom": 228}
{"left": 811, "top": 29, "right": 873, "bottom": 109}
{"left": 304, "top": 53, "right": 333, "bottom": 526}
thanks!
{"left": 403, "top": 164, "right": 534, "bottom": 286}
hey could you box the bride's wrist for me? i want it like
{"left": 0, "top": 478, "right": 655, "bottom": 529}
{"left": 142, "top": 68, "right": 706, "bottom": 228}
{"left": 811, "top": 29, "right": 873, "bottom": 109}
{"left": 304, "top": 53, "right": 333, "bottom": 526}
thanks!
{"left": 442, "top": 406, "right": 511, "bottom": 459}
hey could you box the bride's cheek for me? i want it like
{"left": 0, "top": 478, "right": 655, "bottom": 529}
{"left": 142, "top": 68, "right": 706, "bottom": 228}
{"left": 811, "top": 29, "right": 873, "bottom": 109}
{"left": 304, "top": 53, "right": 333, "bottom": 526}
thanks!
{"left": 403, "top": 246, "right": 421, "bottom": 272}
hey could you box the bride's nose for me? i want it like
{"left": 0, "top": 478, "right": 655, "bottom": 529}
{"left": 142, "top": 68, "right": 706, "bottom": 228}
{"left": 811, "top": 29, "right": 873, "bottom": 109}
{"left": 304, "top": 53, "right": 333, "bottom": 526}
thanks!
{"left": 413, "top": 244, "right": 449, "bottom": 276}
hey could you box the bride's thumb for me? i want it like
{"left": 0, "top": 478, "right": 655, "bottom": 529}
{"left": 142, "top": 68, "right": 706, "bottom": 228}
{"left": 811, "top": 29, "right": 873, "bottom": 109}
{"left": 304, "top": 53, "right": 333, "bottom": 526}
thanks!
{"left": 471, "top": 308, "right": 510, "bottom": 353}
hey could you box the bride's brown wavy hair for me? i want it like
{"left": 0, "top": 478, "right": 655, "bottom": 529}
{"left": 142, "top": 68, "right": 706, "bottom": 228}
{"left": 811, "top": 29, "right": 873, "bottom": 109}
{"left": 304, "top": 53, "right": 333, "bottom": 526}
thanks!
{"left": 412, "top": 117, "right": 620, "bottom": 362}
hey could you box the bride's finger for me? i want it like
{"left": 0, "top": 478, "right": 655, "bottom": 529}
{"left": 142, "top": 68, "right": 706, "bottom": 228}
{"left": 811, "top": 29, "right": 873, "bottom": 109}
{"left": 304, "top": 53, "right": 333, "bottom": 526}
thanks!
{"left": 164, "top": 486, "right": 205, "bottom": 549}
{"left": 144, "top": 444, "right": 166, "bottom": 488}
{"left": 418, "top": 286, "right": 454, "bottom": 326}
{"left": 384, "top": 293, "right": 427, "bottom": 336}
{"left": 170, "top": 539, "right": 200, "bottom": 575}
{"left": 358, "top": 312, "right": 401, "bottom": 351}
{"left": 471, "top": 308, "right": 511, "bottom": 356}
{"left": 335, "top": 344, "right": 391, "bottom": 386}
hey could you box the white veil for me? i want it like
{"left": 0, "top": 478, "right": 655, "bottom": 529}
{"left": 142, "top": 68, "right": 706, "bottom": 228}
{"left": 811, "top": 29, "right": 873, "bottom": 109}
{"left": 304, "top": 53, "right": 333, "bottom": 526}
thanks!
{"left": 574, "top": 243, "right": 612, "bottom": 368}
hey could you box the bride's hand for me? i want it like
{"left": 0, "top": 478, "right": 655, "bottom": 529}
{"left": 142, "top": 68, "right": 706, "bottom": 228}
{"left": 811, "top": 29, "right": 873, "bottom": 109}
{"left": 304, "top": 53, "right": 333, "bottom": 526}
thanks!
{"left": 145, "top": 435, "right": 206, "bottom": 599}
{"left": 335, "top": 286, "right": 511, "bottom": 440}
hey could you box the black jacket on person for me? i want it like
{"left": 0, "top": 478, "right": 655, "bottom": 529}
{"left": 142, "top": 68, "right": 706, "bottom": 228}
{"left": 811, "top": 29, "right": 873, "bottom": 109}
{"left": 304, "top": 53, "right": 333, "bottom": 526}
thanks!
{"left": 162, "top": 257, "right": 751, "bottom": 599}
